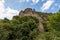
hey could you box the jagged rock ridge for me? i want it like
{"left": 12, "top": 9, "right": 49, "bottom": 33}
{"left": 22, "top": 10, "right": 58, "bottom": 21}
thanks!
{"left": 19, "top": 8, "right": 49, "bottom": 32}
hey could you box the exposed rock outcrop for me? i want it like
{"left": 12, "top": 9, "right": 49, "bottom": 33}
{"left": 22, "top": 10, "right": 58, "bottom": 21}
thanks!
{"left": 19, "top": 8, "right": 49, "bottom": 33}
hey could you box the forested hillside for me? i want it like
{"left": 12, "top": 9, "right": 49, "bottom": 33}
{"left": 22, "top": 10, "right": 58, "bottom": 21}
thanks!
{"left": 0, "top": 9, "right": 60, "bottom": 40}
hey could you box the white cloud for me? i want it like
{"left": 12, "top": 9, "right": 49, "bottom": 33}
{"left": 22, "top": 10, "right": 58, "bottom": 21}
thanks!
{"left": 0, "top": 0, "right": 5, "bottom": 13}
{"left": 41, "top": 0, "right": 54, "bottom": 11}
{"left": 32, "top": 0, "right": 39, "bottom": 4}
{"left": 5, "top": 7, "right": 19, "bottom": 20}
{"left": 26, "top": 0, "right": 29, "bottom": 2}
{"left": 31, "top": 0, "right": 39, "bottom": 5}
{"left": 18, "top": 0, "right": 29, "bottom": 3}
{"left": 42, "top": 0, "right": 45, "bottom": 2}
{"left": 18, "top": 0, "right": 26, "bottom": 3}
{"left": 18, "top": 0, "right": 39, "bottom": 5}
{"left": 0, "top": 0, "right": 19, "bottom": 20}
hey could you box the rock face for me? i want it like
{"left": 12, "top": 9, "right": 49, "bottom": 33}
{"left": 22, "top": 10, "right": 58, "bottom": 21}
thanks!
{"left": 19, "top": 8, "right": 35, "bottom": 15}
{"left": 24, "top": 8, "right": 32, "bottom": 13}
{"left": 19, "top": 8, "right": 47, "bottom": 33}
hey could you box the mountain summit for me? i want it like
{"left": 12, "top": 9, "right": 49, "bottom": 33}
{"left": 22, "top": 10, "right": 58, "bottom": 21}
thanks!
{"left": 19, "top": 8, "right": 50, "bottom": 32}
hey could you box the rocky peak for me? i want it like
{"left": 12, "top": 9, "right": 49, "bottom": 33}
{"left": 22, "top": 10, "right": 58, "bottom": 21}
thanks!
{"left": 23, "top": 8, "right": 35, "bottom": 13}
{"left": 24, "top": 8, "right": 32, "bottom": 12}
{"left": 19, "top": 8, "right": 35, "bottom": 15}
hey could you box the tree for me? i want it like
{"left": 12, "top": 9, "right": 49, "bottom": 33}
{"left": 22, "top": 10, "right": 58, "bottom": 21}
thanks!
{"left": 0, "top": 16, "right": 40, "bottom": 40}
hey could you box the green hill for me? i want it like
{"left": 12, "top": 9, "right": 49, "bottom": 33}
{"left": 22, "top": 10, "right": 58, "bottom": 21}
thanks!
{"left": 0, "top": 8, "right": 60, "bottom": 40}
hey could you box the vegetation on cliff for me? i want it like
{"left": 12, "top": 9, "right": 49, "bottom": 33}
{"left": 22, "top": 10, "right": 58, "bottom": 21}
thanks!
{"left": 0, "top": 10, "right": 60, "bottom": 40}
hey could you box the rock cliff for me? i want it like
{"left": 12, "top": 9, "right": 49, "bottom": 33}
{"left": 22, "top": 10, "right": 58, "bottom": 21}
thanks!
{"left": 19, "top": 8, "right": 50, "bottom": 32}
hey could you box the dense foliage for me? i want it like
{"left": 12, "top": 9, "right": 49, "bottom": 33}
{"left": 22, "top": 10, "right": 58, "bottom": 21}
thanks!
{"left": 0, "top": 16, "right": 39, "bottom": 40}
{"left": 34, "top": 11, "right": 60, "bottom": 40}
{"left": 0, "top": 11, "right": 60, "bottom": 40}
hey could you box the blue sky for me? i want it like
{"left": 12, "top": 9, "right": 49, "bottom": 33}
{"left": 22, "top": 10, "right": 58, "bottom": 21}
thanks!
{"left": 0, "top": 0, "right": 60, "bottom": 20}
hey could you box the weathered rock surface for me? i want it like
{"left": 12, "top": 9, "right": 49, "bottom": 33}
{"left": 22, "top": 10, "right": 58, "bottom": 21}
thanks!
{"left": 19, "top": 8, "right": 49, "bottom": 32}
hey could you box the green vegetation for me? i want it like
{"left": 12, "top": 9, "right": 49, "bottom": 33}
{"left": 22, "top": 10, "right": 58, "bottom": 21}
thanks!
{"left": 0, "top": 16, "right": 40, "bottom": 40}
{"left": 0, "top": 11, "right": 60, "bottom": 40}
{"left": 34, "top": 11, "right": 60, "bottom": 40}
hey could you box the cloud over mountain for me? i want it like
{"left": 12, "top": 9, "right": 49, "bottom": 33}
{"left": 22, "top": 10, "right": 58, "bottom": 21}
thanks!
{"left": 18, "top": 0, "right": 40, "bottom": 5}
{"left": 32, "top": 0, "right": 39, "bottom": 4}
{"left": 41, "top": 0, "right": 54, "bottom": 11}
{"left": 0, "top": 0, "right": 19, "bottom": 20}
